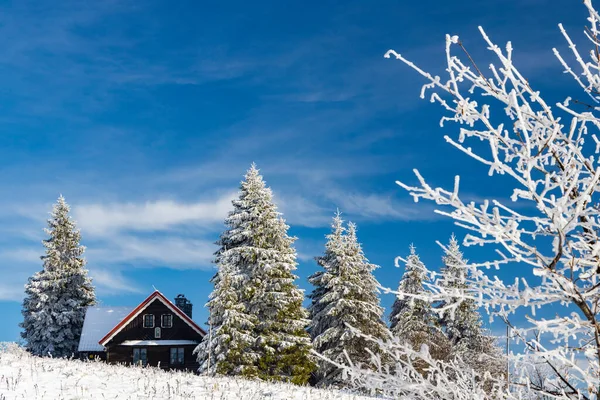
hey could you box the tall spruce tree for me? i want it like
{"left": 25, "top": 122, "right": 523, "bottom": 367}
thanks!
{"left": 389, "top": 245, "right": 450, "bottom": 363}
{"left": 438, "top": 235, "right": 504, "bottom": 379}
{"left": 308, "top": 214, "right": 391, "bottom": 388}
{"left": 243, "top": 165, "right": 315, "bottom": 384}
{"left": 20, "top": 195, "right": 96, "bottom": 357}
{"left": 197, "top": 164, "right": 315, "bottom": 384}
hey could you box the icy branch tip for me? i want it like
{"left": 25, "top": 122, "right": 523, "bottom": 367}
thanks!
{"left": 448, "top": 35, "right": 459, "bottom": 44}
{"left": 384, "top": 50, "right": 401, "bottom": 59}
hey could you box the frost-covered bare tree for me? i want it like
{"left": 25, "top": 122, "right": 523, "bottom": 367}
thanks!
{"left": 525, "top": 362, "right": 571, "bottom": 400}
{"left": 341, "top": 0, "right": 600, "bottom": 398}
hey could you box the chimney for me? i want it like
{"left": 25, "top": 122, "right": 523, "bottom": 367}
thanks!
{"left": 174, "top": 294, "right": 193, "bottom": 319}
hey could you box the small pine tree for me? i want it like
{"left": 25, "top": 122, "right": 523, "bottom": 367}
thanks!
{"left": 389, "top": 245, "right": 450, "bottom": 365}
{"left": 194, "top": 264, "right": 257, "bottom": 377}
{"left": 438, "top": 235, "right": 481, "bottom": 343}
{"left": 438, "top": 235, "right": 505, "bottom": 381}
{"left": 308, "top": 214, "right": 391, "bottom": 388}
{"left": 308, "top": 214, "right": 345, "bottom": 343}
{"left": 20, "top": 195, "right": 96, "bottom": 357}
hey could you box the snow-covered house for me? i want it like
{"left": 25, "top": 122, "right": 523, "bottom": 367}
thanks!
{"left": 78, "top": 290, "right": 206, "bottom": 372}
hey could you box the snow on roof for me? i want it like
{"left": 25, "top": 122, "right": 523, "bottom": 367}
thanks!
{"left": 78, "top": 306, "right": 133, "bottom": 352}
{"left": 120, "top": 340, "right": 199, "bottom": 346}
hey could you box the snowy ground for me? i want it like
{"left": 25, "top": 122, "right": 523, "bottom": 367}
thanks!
{"left": 0, "top": 343, "right": 374, "bottom": 400}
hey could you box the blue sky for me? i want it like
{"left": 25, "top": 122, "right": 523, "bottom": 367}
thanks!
{"left": 0, "top": 0, "right": 588, "bottom": 342}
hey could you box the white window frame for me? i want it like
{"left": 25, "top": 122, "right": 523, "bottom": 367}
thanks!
{"left": 143, "top": 314, "right": 154, "bottom": 328}
{"left": 161, "top": 314, "right": 173, "bottom": 328}
{"left": 154, "top": 327, "right": 161, "bottom": 338}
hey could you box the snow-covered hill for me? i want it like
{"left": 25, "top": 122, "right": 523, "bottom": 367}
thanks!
{"left": 0, "top": 343, "right": 373, "bottom": 400}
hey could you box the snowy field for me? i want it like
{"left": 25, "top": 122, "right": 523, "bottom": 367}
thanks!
{"left": 0, "top": 343, "right": 374, "bottom": 400}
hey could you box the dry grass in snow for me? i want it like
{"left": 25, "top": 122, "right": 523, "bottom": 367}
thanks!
{"left": 0, "top": 343, "right": 375, "bottom": 400}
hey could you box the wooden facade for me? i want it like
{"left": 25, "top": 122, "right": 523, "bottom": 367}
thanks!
{"left": 106, "top": 344, "right": 199, "bottom": 371}
{"left": 79, "top": 291, "right": 206, "bottom": 373}
{"left": 103, "top": 298, "right": 203, "bottom": 371}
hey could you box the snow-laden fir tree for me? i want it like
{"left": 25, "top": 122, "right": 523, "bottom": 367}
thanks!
{"left": 197, "top": 164, "right": 315, "bottom": 384}
{"left": 242, "top": 165, "right": 315, "bottom": 384}
{"left": 308, "top": 214, "right": 391, "bottom": 388}
{"left": 438, "top": 235, "right": 477, "bottom": 342}
{"left": 437, "top": 235, "right": 505, "bottom": 383}
{"left": 389, "top": 245, "right": 450, "bottom": 364}
{"left": 307, "top": 214, "right": 346, "bottom": 344}
{"left": 20, "top": 195, "right": 96, "bottom": 357}
{"left": 194, "top": 262, "right": 257, "bottom": 377}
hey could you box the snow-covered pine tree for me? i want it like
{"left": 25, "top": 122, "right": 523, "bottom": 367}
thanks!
{"left": 197, "top": 164, "right": 314, "bottom": 384}
{"left": 307, "top": 214, "right": 345, "bottom": 344}
{"left": 438, "top": 235, "right": 505, "bottom": 382}
{"left": 308, "top": 214, "right": 345, "bottom": 386}
{"left": 389, "top": 245, "right": 450, "bottom": 364}
{"left": 20, "top": 195, "right": 96, "bottom": 358}
{"left": 194, "top": 263, "right": 257, "bottom": 377}
{"left": 308, "top": 214, "right": 391, "bottom": 388}
{"left": 438, "top": 235, "right": 479, "bottom": 343}
{"left": 240, "top": 165, "right": 315, "bottom": 385}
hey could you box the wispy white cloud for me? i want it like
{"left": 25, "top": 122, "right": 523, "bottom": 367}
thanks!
{"left": 295, "top": 236, "right": 328, "bottom": 263}
{"left": 158, "top": 155, "right": 395, "bottom": 189}
{"left": 277, "top": 186, "right": 435, "bottom": 228}
{"left": 275, "top": 192, "right": 332, "bottom": 228}
{"left": 0, "top": 263, "right": 145, "bottom": 302}
{"left": 0, "top": 248, "right": 41, "bottom": 264}
{"left": 265, "top": 90, "right": 356, "bottom": 103}
{"left": 0, "top": 192, "right": 231, "bottom": 299}
{"left": 0, "top": 283, "right": 25, "bottom": 302}
{"left": 296, "top": 251, "right": 317, "bottom": 262}
{"left": 87, "top": 236, "right": 216, "bottom": 269}
{"left": 73, "top": 193, "right": 236, "bottom": 237}
{"left": 90, "top": 268, "right": 143, "bottom": 295}
{"left": 66, "top": 193, "right": 234, "bottom": 272}
{"left": 325, "top": 190, "right": 438, "bottom": 222}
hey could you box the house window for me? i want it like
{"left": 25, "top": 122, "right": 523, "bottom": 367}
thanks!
{"left": 161, "top": 314, "right": 173, "bottom": 328}
{"left": 154, "top": 327, "right": 161, "bottom": 338}
{"left": 143, "top": 314, "right": 154, "bottom": 328}
{"left": 133, "top": 348, "right": 147, "bottom": 366}
{"left": 170, "top": 348, "right": 184, "bottom": 365}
